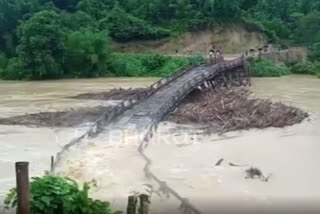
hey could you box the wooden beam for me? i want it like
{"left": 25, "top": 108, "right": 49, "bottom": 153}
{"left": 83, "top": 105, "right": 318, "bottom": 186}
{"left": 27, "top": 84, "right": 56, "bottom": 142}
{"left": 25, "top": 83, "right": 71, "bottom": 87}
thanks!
{"left": 15, "top": 162, "right": 30, "bottom": 214}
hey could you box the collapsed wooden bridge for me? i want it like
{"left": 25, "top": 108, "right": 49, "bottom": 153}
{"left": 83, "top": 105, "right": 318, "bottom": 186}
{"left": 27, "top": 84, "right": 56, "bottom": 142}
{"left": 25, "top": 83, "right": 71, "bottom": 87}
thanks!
{"left": 54, "top": 56, "right": 250, "bottom": 166}
{"left": 54, "top": 56, "right": 250, "bottom": 214}
{"left": 110, "top": 57, "right": 250, "bottom": 132}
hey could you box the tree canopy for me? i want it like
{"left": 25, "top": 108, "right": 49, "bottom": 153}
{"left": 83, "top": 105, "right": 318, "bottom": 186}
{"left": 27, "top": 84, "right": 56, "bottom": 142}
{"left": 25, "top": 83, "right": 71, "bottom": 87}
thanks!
{"left": 16, "top": 10, "right": 65, "bottom": 79}
{"left": 1, "top": 0, "right": 320, "bottom": 79}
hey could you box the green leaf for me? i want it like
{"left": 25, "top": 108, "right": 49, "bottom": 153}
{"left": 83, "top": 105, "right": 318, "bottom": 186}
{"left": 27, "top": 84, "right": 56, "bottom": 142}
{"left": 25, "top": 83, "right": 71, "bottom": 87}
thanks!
{"left": 40, "top": 196, "right": 51, "bottom": 206}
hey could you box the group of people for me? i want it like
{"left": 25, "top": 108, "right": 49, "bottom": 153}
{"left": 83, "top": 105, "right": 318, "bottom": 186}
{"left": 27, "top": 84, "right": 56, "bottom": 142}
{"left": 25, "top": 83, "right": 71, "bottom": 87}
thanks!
{"left": 174, "top": 44, "right": 274, "bottom": 63}
{"left": 208, "top": 46, "right": 224, "bottom": 63}
{"left": 244, "top": 44, "right": 271, "bottom": 57}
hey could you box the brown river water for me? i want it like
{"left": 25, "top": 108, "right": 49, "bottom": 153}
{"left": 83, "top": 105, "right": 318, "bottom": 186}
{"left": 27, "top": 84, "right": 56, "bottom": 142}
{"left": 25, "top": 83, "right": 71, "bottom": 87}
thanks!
{"left": 0, "top": 75, "right": 319, "bottom": 213}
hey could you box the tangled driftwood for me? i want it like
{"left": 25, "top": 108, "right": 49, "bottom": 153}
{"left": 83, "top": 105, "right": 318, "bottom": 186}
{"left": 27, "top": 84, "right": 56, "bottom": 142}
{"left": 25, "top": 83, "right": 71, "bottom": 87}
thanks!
{"left": 71, "top": 88, "right": 149, "bottom": 100}
{"left": 170, "top": 88, "right": 308, "bottom": 133}
{"left": 0, "top": 106, "right": 111, "bottom": 127}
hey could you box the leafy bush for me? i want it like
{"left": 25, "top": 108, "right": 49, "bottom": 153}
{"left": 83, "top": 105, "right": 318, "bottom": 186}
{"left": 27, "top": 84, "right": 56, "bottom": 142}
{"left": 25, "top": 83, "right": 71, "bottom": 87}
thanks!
{"left": 109, "top": 53, "right": 203, "bottom": 77}
{"left": 109, "top": 53, "right": 145, "bottom": 77}
{"left": 99, "top": 4, "right": 170, "bottom": 42}
{"left": 16, "top": 10, "right": 66, "bottom": 80}
{"left": 141, "top": 53, "right": 168, "bottom": 71}
{"left": 0, "top": 54, "right": 8, "bottom": 77}
{"left": 187, "top": 54, "right": 205, "bottom": 66}
{"left": 291, "top": 62, "right": 315, "bottom": 75}
{"left": 290, "top": 62, "right": 320, "bottom": 77}
{"left": 64, "top": 30, "right": 111, "bottom": 78}
{"left": 155, "top": 58, "right": 188, "bottom": 77}
{"left": 308, "top": 43, "right": 320, "bottom": 62}
{"left": 76, "top": 0, "right": 114, "bottom": 20}
{"left": 248, "top": 58, "right": 290, "bottom": 77}
{"left": 310, "top": 62, "right": 320, "bottom": 77}
{"left": 0, "top": 57, "right": 25, "bottom": 80}
{"left": 4, "top": 174, "right": 121, "bottom": 214}
{"left": 0, "top": 53, "right": 8, "bottom": 69}
{"left": 61, "top": 11, "right": 96, "bottom": 32}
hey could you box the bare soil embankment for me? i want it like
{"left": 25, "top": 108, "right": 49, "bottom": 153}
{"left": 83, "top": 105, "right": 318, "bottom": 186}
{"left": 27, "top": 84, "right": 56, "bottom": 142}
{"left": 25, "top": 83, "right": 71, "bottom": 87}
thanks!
{"left": 0, "top": 88, "right": 308, "bottom": 132}
{"left": 114, "top": 26, "right": 266, "bottom": 55}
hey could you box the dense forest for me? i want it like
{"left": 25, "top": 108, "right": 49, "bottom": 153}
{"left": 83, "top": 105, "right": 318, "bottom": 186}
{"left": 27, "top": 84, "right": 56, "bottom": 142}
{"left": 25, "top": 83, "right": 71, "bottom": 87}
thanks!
{"left": 1, "top": 0, "right": 320, "bottom": 80}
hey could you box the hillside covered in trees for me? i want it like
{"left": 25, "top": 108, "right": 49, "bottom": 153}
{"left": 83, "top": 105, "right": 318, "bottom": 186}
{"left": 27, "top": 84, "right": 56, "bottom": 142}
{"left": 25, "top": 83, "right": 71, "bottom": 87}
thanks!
{"left": 1, "top": 0, "right": 320, "bottom": 80}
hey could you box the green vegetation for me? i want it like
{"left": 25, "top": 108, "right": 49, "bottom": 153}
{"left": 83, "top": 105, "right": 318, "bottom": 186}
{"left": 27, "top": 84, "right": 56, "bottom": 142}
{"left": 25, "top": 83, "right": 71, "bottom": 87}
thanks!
{"left": 64, "top": 30, "right": 111, "bottom": 78}
{"left": 16, "top": 10, "right": 65, "bottom": 80}
{"left": 110, "top": 53, "right": 204, "bottom": 77}
{"left": 290, "top": 62, "right": 320, "bottom": 76}
{"left": 0, "top": 54, "right": 8, "bottom": 71}
{"left": 248, "top": 58, "right": 290, "bottom": 77}
{"left": 308, "top": 43, "right": 320, "bottom": 62}
{"left": 248, "top": 58, "right": 320, "bottom": 78}
{"left": 2, "top": 0, "right": 320, "bottom": 79}
{"left": 4, "top": 174, "right": 121, "bottom": 214}
{"left": 99, "top": 4, "right": 170, "bottom": 42}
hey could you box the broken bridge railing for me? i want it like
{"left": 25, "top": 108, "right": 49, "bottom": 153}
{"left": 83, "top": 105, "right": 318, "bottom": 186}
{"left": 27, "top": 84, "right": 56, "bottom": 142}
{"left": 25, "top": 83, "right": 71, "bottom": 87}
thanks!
{"left": 154, "top": 57, "right": 245, "bottom": 123}
{"left": 52, "top": 57, "right": 246, "bottom": 214}
{"left": 52, "top": 61, "right": 203, "bottom": 171}
{"left": 135, "top": 57, "right": 245, "bottom": 214}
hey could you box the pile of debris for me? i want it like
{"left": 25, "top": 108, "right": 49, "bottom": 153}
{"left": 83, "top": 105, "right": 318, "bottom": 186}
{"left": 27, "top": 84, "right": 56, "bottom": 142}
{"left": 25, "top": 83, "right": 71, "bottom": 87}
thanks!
{"left": 0, "top": 106, "right": 111, "bottom": 127}
{"left": 71, "top": 88, "right": 149, "bottom": 100}
{"left": 170, "top": 88, "right": 309, "bottom": 133}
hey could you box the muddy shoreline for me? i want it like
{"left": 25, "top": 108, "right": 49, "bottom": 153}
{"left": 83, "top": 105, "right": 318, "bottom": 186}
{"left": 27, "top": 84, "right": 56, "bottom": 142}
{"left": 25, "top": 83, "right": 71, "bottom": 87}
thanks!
{"left": 0, "top": 106, "right": 111, "bottom": 127}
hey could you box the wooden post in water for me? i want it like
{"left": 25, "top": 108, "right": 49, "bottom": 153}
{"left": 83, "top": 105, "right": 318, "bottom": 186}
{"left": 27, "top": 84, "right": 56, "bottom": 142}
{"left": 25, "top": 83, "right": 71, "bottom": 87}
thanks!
{"left": 15, "top": 162, "right": 30, "bottom": 214}
{"left": 50, "top": 156, "right": 54, "bottom": 174}
{"left": 127, "top": 195, "right": 137, "bottom": 214}
{"left": 138, "top": 194, "right": 150, "bottom": 214}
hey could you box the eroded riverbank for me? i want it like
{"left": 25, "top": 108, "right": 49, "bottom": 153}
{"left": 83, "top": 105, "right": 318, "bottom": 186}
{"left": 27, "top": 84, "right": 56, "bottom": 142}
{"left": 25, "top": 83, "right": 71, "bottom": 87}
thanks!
{"left": 0, "top": 75, "right": 320, "bottom": 213}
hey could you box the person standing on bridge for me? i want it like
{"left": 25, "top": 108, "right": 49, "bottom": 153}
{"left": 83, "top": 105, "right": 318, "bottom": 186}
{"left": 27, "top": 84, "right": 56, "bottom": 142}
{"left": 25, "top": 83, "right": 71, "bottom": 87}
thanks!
{"left": 216, "top": 49, "right": 222, "bottom": 62}
{"left": 209, "top": 49, "right": 215, "bottom": 63}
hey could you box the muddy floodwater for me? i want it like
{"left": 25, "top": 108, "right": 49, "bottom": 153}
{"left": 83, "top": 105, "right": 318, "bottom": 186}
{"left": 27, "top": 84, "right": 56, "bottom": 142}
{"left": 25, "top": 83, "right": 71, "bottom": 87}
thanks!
{"left": 0, "top": 75, "right": 320, "bottom": 213}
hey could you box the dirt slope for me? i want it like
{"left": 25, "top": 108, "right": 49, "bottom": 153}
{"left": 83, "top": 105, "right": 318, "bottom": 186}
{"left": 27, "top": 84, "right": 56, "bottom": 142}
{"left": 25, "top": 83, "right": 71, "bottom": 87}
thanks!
{"left": 114, "top": 26, "right": 266, "bottom": 55}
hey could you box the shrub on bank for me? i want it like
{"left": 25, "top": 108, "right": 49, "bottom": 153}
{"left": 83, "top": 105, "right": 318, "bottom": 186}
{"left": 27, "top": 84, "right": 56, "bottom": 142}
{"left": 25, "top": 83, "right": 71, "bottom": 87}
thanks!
{"left": 0, "top": 53, "right": 8, "bottom": 77}
{"left": 109, "top": 53, "right": 204, "bottom": 77}
{"left": 311, "top": 63, "right": 320, "bottom": 78}
{"left": 0, "top": 54, "right": 8, "bottom": 69}
{"left": 248, "top": 58, "right": 290, "bottom": 77}
{"left": 290, "top": 62, "right": 320, "bottom": 77}
{"left": 4, "top": 174, "right": 121, "bottom": 214}
{"left": 0, "top": 57, "right": 25, "bottom": 80}
{"left": 290, "top": 62, "right": 315, "bottom": 75}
